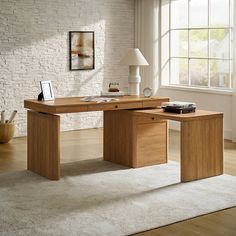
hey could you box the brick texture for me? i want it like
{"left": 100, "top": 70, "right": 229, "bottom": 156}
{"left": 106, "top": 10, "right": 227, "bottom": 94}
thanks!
{"left": 0, "top": 0, "right": 134, "bottom": 136}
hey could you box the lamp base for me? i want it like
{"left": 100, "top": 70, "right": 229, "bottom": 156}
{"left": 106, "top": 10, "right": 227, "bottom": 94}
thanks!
{"left": 128, "top": 66, "right": 141, "bottom": 96}
{"left": 129, "top": 82, "right": 140, "bottom": 96}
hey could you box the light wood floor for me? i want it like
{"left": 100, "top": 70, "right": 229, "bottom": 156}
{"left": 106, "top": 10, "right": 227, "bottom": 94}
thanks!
{"left": 0, "top": 129, "right": 236, "bottom": 236}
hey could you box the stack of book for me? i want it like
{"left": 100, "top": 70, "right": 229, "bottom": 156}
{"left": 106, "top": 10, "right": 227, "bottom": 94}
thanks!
{"left": 100, "top": 91, "right": 125, "bottom": 97}
{"left": 161, "top": 101, "right": 196, "bottom": 114}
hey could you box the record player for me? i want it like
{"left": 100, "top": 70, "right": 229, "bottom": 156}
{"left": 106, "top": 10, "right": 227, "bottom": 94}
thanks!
{"left": 161, "top": 101, "right": 196, "bottom": 114}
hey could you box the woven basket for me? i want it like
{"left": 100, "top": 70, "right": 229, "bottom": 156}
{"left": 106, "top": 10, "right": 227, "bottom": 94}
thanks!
{"left": 0, "top": 121, "right": 15, "bottom": 143}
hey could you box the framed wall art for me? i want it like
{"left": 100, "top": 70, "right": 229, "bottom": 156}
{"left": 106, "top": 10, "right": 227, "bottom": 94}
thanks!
{"left": 69, "top": 31, "right": 95, "bottom": 70}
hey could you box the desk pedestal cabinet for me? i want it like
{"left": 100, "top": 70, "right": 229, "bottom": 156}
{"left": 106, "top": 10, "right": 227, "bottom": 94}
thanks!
{"left": 104, "top": 110, "right": 168, "bottom": 167}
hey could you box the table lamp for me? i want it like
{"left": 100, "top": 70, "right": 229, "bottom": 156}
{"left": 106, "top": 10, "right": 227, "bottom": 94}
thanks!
{"left": 120, "top": 48, "right": 149, "bottom": 95}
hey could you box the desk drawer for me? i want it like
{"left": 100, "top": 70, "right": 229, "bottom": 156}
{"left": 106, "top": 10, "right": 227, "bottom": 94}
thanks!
{"left": 87, "top": 102, "right": 142, "bottom": 111}
{"left": 136, "top": 114, "right": 161, "bottom": 124}
{"left": 134, "top": 109, "right": 163, "bottom": 124}
{"left": 143, "top": 99, "right": 169, "bottom": 108}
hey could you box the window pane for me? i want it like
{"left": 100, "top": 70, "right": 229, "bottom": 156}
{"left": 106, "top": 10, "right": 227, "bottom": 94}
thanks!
{"left": 171, "top": 30, "right": 188, "bottom": 57}
{"left": 190, "top": 59, "right": 208, "bottom": 86}
{"left": 170, "top": 58, "right": 188, "bottom": 85}
{"left": 210, "top": 29, "right": 230, "bottom": 59}
{"left": 210, "top": 60, "right": 230, "bottom": 88}
{"left": 162, "top": 32, "right": 169, "bottom": 64}
{"left": 190, "top": 30, "right": 208, "bottom": 58}
{"left": 161, "top": 31, "right": 170, "bottom": 86}
{"left": 171, "top": 0, "right": 188, "bottom": 29}
{"left": 161, "top": 0, "right": 233, "bottom": 90}
{"left": 189, "top": 0, "right": 208, "bottom": 28}
{"left": 210, "top": 0, "right": 229, "bottom": 27}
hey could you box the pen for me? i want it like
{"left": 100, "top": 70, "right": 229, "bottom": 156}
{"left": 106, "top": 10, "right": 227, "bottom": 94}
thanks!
{"left": 8, "top": 110, "right": 17, "bottom": 123}
{"left": 1, "top": 110, "right": 5, "bottom": 124}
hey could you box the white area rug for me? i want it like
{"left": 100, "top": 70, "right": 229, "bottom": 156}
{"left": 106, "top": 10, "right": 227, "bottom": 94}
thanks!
{"left": 0, "top": 159, "right": 236, "bottom": 236}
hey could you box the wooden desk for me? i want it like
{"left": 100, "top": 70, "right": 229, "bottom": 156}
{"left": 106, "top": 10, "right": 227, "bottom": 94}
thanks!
{"left": 134, "top": 109, "right": 224, "bottom": 182}
{"left": 24, "top": 96, "right": 169, "bottom": 180}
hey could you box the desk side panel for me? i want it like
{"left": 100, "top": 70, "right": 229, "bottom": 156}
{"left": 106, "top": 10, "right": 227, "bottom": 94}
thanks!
{"left": 27, "top": 111, "right": 60, "bottom": 180}
{"left": 181, "top": 117, "right": 223, "bottom": 182}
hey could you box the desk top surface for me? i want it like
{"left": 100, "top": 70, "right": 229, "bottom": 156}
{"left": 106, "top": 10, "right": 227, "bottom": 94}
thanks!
{"left": 24, "top": 96, "right": 169, "bottom": 114}
{"left": 134, "top": 109, "right": 223, "bottom": 121}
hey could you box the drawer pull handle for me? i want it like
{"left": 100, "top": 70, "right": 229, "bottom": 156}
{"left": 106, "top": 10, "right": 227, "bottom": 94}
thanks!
{"left": 152, "top": 117, "right": 155, "bottom": 120}
{"left": 115, "top": 105, "right": 118, "bottom": 108}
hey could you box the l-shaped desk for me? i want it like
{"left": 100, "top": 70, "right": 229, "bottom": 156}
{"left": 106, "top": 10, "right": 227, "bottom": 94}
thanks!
{"left": 24, "top": 96, "right": 223, "bottom": 182}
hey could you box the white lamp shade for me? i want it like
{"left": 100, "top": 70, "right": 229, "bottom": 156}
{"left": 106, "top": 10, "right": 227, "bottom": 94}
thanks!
{"left": 120, "top": 48, "right": 149, "bottom": 66}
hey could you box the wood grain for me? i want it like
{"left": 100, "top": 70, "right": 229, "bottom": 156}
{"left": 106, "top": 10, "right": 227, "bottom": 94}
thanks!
{"left": 134, "top": 109, "right": 223, "bottom": 121}
{"left": 27, "top": 110, "right": 60, "bottom": 180}
{"left": 103, "top": 110, "right": 134, "bottom": 166}
{"left": 87, "top": 101, "right": 142, "bottom": 112}
{"left": 134, "top": 207, "right": 236, "bottom": 236}
{"left": 136, "top": 121, "right": 167, "bottom": 167}
{"left": 103, "top": 110, "right": 167, "bottom": 167}
{"left": 181, "top": 117, "right": 223, "bottom": 182}
{"left": 25, "top": 97, "right": 169, "bottom": 180}
{"left": 24, "top": 96, "right": 169, "bottom": 114}
{"left": 135, "top": 108, "right": 224, "bottom": 182}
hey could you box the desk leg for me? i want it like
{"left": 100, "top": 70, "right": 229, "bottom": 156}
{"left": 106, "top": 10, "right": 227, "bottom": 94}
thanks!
{"left": 103, "top": 110, "right": 134, "bottom": 167}
{"left": 181, "top": 117, "right": 223, "bottom": 182}
{"left": 27, "top": 110, "right": 60, "bottom": 180}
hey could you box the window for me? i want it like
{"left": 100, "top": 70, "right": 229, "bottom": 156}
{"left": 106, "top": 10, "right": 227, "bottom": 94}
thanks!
{"left": 161, "top": 0, "right": 233, "bottom": 90}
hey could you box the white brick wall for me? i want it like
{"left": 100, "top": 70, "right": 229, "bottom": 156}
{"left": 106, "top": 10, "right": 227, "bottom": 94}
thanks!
{"left": 0, "top": 0, "right": 134, "bottom": 136}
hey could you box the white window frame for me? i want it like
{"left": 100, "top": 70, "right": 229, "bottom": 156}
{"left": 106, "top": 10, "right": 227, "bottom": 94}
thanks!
{"left": 160, "top": 0, "right": 234, "bottom": 94}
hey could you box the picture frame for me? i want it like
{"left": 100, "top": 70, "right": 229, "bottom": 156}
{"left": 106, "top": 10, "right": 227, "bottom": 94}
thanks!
{"left": 40, "top": 80, "right": 55, "bottom": 101}
{"left": 69, "top": 31, "right": 95, "bottom": 70}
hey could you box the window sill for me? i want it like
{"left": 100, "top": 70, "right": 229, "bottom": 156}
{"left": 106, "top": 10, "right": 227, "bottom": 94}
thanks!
{"left": 160, "top": 85, "right": 233, "bottom": 96}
